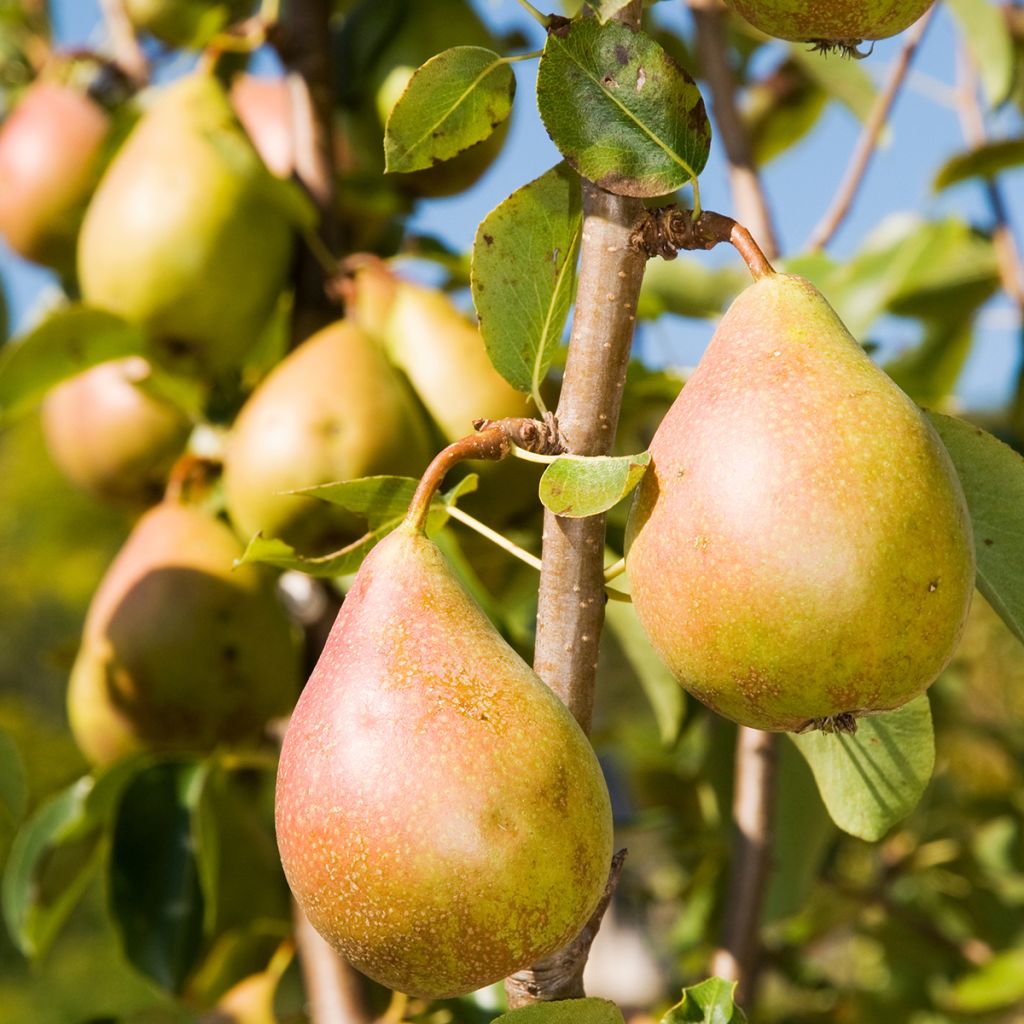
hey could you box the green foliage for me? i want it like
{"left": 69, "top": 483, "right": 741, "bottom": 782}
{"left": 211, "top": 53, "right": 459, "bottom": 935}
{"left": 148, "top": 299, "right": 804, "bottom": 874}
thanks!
{"left": 933, "top": 138, "right": 1024, "bottom": 191}
{"left": 662, "top": 978, "right": 747, "bottom": 1023}
{"left": 946, "top": 0, "right": 1016, "bottom": 106}
{"left": 539, "top": 451, "right": 650, "bottom": 517}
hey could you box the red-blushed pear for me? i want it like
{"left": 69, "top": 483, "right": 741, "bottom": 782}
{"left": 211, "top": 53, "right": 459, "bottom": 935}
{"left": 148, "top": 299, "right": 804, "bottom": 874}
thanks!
{"left": 222, "top": 319, "right": 433, "bottom": 550}
{"left": 78, "top": 72, "right": 295, "bottom": 374}
{"left": 0, "top": 79, "right": 110, "bottom": 274}
{"left": 724, "top": 0, "right": 935, "bottom": 48}
{"left": 625, "top": 272, "right": 975, "bottom": 733}
{"left": 275, "top": 505, "right": 613, "bottom": 998}
{"left": 42, "top": 357, "right": 191, "bottom": 506}
{"left": 123, "top": 0, "right": 254, "bottom": 48}
{"left": 230, "top": 74, "right": 293, "bottom": 180}
{"left": 68, "top": 501, "right": 299, "bottom": 765}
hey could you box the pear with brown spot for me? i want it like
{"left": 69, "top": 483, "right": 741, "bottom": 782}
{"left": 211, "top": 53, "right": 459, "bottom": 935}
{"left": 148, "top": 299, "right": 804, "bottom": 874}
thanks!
{"left": 275, "top": 518, "right": 613, "bottom": 998}
{"left": 625, "top": 271, "right": 975, "bottom": 732}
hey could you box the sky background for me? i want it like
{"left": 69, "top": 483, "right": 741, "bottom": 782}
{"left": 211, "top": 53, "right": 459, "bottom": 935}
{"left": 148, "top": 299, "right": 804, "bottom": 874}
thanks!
{"left": 2, "top": 0, "right": 1022, "bottom": 409}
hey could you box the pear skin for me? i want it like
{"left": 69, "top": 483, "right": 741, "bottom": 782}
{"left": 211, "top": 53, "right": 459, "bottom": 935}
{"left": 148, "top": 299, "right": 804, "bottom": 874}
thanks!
{"left": 625, "top": 273, "right": 975, "bottom": 732}
{"left": 123, "top": 0, "right": 253, "bottom": 48}
{"left": 276, "top": 524, "right": 613, "bottom": 999}
{"left": 78, "top": 73, "right": 294, "bottom": 373}
{"left": 42, "top": 358, "right": 191, "bottom": 506}
{"left": 68, "top": 502, "right": 300, "bottom": 764}
{"left": 223, "top": 320, "right": 434, "bottom": 549}
{"left": 0, "top": 81, "right": 110, "bottom": 274}
{"left": 724, "top": 0, "right": 935, "bottom": 44}
{"left": 230, "top": 74, "right": 293, "bottom": 180}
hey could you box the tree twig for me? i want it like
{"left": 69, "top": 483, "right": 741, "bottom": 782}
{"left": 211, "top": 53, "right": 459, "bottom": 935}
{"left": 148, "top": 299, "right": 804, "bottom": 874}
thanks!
{"left": 98, "top": 0, "right": 148, "bottom": 84}
{"left": 687, "top": 0, "right": 778, "bottom": 258}
{"left": 806, "top": 7, "right": 936, "bottom": 252}
{"left": 710, "top": 727, "right": 778, "bottom": 1009}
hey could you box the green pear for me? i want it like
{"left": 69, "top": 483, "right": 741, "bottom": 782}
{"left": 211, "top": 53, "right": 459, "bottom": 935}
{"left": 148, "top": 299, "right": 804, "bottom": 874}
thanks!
{"left": 0, "top": 80, "right": 110, "bottom": 274}
{"left": 123, "top": 0, "right": 254, "bottom": 48}
{"left": 68, "top": 501, "right": 300, "bottom": 765}
{"left": 275, "top": 522, "right": 613, "bottom": 998}
{"left": 625, "top": 272, "right": 975, "bottom": 732}
{"left": 222, "top": 320, "right": 433, "bottom": 549}
{"left": 78, "top": 72, "right": 295, "bottom": 374}
{"left": 42, "top": 357, "right": 191, "bottom": 506}
{"left": 724, "top": 0, "right": 935, "bottom": 45}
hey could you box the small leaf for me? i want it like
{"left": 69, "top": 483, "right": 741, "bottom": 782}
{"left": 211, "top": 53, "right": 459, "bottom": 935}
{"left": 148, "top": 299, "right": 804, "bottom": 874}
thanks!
{"left": 494, "top": 998, "right": 625, "bottom": 1024}
{"left": 537, "top": 19, "right": 710, "bottom": 197}
{"left": 0, "top": 306, "right": 150, "bottom": 420}
{"left": 933, "top": 138, "right": 1024, "bottom": 191}
{"left": 109, "top": 759, "right": 206, "bottom": 993}
{"left": 884, "top": 316, "right": 974, "bottom": 407}
{"left": 943, "top": 948, "right": 1024, "bottom": 1012}
{"left": 294, "top": 475, "right": 422, "bottom": 525}
{"left": 789, "top": 696, "right": 935, "bottom": 842}
{"left": 472, "top": 163, "right": 582, "bottom": 400}
{"left": 946, "top": 0, "right": 1016, "bottom": 107}
{"left": 539, "top": 451, "right": 650, "bottom": 517}
{"left": 926, "top": 412, "right": 1024, "bottom": 645}
{"left": 662, "top": 978, "right": 748, "bottom": 1023}
{"left": 384, "top": 46, "right": 515, "bottom": 173}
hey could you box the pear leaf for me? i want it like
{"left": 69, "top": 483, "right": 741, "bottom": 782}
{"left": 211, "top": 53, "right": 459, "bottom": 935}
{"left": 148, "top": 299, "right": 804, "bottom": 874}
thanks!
{"left": 2, "top": 757, "right": 148, "bottom": 959}
{"left": 933, "top": 139, "right": 1024, "bottom": 192}
{"left": 943, "top": 948, "right": 1024, "bottom": 1012}
{"left": 494, "top": 998, "right": 625, "bottom": 1024}
{"left": 536, "top": 19, "right": 710, "bottom": 197}
{"left": 238, "top": 476, "right": 478, "bottom": 577}
{"left": 109, "top": 759, "right": 206, "bottom": 993}
{"left": 472, "top": 163, "right": 582, "bottom": 402}
{"left": 384, "top": 46, "right": 515, "bottom": 173}
{"left": 662, "top": 978, "right": 748, "bottom": 1023}
{"left": 789, "top": 696, "right": 935, "bottom": 841}
{"left": 0, "top": 305, "right": 150, "bottom": 421}
{"left": 946, "top": 0, "right": 1016, "bottom": 107}
{"left": 926, "top": 412, "right": 1024, "bottom": 645}
{"left": 539, "top": 451, "right": 650, "bottom": 517}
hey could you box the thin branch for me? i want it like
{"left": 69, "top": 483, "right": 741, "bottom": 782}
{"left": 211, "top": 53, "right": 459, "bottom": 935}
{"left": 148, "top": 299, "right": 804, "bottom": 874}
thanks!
{"left": 710, "top": 727, "right": 778, "bottom": 1009}
{"left": 98, "top": 0, "right": 148, "bottom": 84}
{"left": 806, "top": 7, "right": 936, "bottom": 252}
{"left": 687, "top": 0, "right": 778, "bottom": 259}
{"left": 447, "top": 506, "right": 544, "bottom": 572}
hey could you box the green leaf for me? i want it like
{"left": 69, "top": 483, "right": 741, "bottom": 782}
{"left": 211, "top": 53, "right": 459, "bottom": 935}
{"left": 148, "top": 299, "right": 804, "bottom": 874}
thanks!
{"left": 539, "top": 451, "right": 650, "bottom": 517}
{"left": 109, "top": 759, "right": 206, "bottom": 993}
{"left": 472, "top": 163, "right": 582, "bottom": 400}
{"left": 0, "top": 729, "right": 26, "bottom": 862}
{"left": 604, "top": 597, "right": 685, "bottom": 745}
{"left": 926, "top": 412, "right": 1024, "bottom": 645}
{"left": 662, "top": 978, "right": 748, "bottom": 1023}
{"left": 789, "top": 696, "right": 935, "bottom": 842}
{"left": 494, "top": 998, "right": 625, "bottom": 1024}
{"left": 537, "top": 19, "right": 710, "bottom": 197}
{"left": 294, "top": 475, "right": 422, "bottom": 525}
{"left": 884, "top": 316, "right": 974, "bottom": 407}
{"left": 947, "top": 0, "right": 1016, "bottom": 107}
{"left": 638, "top": 257, "right": 746, "bottom": 320}
{"left": 746, "top": 62, "right": 828, "bottom": 166}
{"left": 933, "top": 138, "right": 1024, "bottom": 191}
{"left": 0, "top": 306, "right": 150, "bottom": 421}
{"left": 384, "top": 46, "right": 515, "bottom": 173}
{"left": 943, "top": 948, "right": 1024, "bottom": 1012}
{"left": 2, "top": 758, "right": 146, "bottom": 959}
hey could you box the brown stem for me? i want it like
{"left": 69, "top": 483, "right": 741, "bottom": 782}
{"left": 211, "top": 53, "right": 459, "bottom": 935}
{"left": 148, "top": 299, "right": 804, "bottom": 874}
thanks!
{"left": 687, "top": 0, "right": 779, "bottom": 259}
{"left": 506, "top": 850, "right": 627, "bottom": 1007}
{"left": 806, "top": 7, "right": 936, "bottom": 252}
{"left": 710, "top": 727, "right": 778, "bottom": 1010}
{"left": 98, "top": 0, "right": 149, "bottom": 85}
{"left": 269, "top": 0, "right": 339, "bottom": 342}
{"left": 632, "top": 207, "right": 775, "bottom": 281}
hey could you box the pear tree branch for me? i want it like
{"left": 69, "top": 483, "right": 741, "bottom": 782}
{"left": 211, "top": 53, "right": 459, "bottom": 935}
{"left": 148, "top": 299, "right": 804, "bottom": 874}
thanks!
{"left": 807, "top": 7, "right": 935, "bottom": 251}
{"left": 98, "top": 0, "right": 148, "bottom": 84}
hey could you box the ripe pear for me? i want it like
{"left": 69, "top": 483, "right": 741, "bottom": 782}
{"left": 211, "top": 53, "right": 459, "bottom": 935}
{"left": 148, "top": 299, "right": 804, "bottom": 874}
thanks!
{"left": 222, "top": 320, "right": 433, "bottom": 549}
{"left": 230, "top": 74, "right": 293, "bottom": 180}
{"left": 0, "top": 80, "right": 110, "bottom": 274}
{"left": 724, "top": 0, "right": 935, "bottom": 46}
{"left": 42, "top": 358, "right": 191, "bottom": 506}
{"left": 276, "top": 522, "right": 613, "bottom": 998}
{"left": 123, "top": 0, "right": 254, "bottom": 48}
{"left": 78, "top": 73, "right": 295, "bottom": 374}
{"left": 68, "top": 501, "right": 299, "bottom": 765}
{"left": 625, "top": 272, "right": 975, "bottom": 732}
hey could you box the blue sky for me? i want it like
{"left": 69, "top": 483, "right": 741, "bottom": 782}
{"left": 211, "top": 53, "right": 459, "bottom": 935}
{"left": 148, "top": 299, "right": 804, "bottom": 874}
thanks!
{"left": 2, "top": 0, "right": 1022, "bottom": 408}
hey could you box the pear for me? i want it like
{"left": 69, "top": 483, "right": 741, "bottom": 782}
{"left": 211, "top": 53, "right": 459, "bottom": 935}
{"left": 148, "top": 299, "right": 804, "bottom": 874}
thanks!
{"left": 723, "top": 0, "right": 935, "bottom": 46}
{"left": 78, "top": 73, "right": 295, "bottom": 374}
{"left": 222, "top": 320, "right": 433, "bottom": 549}
{"left": 275, "top": 522, "right": 613, "bottom": 998}
{"left": 123, "top": 0, "right": 254, "bottom": 48}
{"left": 68, "top": 501, "right": 300, "bottom": 765}
{"left": 625, "top": 272, "right": 975, "bottom": 733}
{"left": 42, "top": 357, "right": 191, "bottom": 506}
{"left": 0, "top": 79, "right": 110, "bottom": 274}
{"left": 230, "top": 74, "right": 293, "bottom": 180}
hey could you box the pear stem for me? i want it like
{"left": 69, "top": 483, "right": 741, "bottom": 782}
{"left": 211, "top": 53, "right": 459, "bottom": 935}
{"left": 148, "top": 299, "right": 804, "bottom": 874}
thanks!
{"left": 603, "top": 556, "right": 626, "bottom": 583}
{"left": 631, "top": 207, "right": 775, "bottom": 281}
